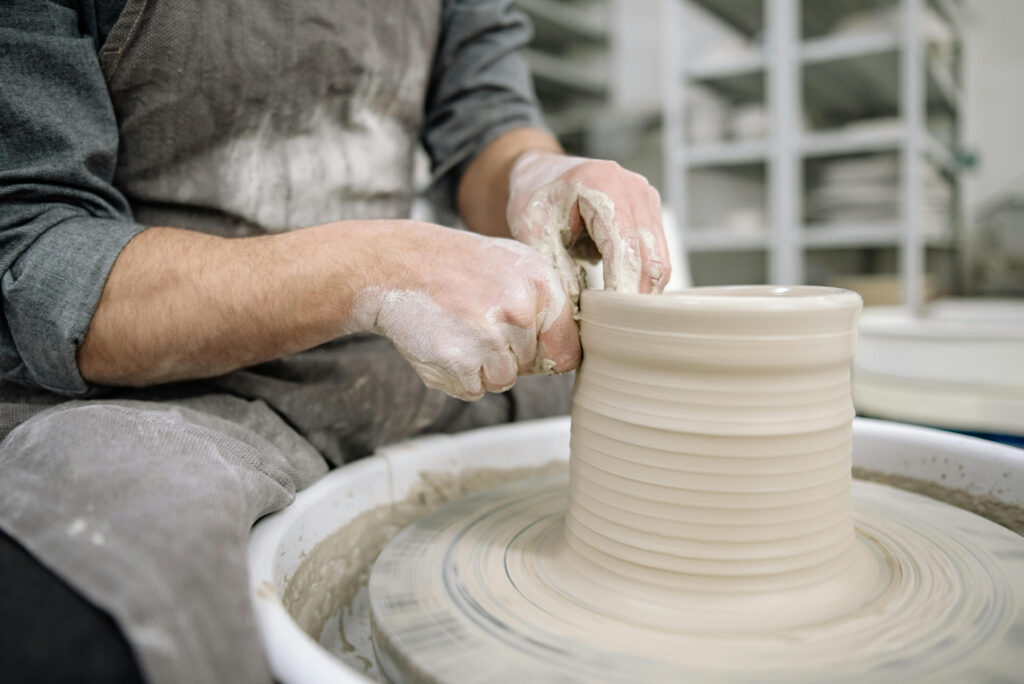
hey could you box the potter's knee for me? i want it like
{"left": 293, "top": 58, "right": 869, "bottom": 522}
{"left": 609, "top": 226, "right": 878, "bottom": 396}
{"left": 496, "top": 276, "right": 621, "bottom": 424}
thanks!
{"left": 0, "top": 402, "right": 115, "bottom": 455}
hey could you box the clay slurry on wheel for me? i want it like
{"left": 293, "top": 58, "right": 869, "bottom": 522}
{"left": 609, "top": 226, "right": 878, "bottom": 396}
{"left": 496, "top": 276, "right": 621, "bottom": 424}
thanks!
{"left": 368, "top": 287, "right": 1024, "bottom": 683}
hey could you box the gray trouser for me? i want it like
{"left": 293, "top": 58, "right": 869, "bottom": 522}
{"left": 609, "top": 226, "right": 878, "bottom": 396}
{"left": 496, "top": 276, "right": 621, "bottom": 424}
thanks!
{"left": 0, "top": 335, "right": 572, "bottom": 683}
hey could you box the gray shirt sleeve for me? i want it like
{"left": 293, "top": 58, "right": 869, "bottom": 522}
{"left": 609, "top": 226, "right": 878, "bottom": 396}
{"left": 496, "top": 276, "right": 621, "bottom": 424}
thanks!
{"left": 0, "top": 1, "right": 146, "bottom": 396}
{"left": 421, "top": 0, "right": 548, "bottom": 200}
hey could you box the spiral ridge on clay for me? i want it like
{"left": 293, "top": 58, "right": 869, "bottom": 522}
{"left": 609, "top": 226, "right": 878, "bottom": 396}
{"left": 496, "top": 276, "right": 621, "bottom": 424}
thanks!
{"left": 566, "top": 286, "right": 864, "bottom": 594}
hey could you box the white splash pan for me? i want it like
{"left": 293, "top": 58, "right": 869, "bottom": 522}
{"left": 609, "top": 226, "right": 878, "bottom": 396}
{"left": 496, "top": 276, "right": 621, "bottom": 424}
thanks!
{"left": 854, "top": 298, "right": 1024, "bottom": 435}
{"left": 247, "top": 417, "right": 1024, "bottom": 684}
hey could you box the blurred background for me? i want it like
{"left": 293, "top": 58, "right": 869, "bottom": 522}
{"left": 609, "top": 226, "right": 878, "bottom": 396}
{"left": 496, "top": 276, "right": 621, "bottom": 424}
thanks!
{"left": 514, "top": 0, "right": 1024, "bottom": 442}
{"left": 518, "top": 0, "right": 1023, "bottom": 305}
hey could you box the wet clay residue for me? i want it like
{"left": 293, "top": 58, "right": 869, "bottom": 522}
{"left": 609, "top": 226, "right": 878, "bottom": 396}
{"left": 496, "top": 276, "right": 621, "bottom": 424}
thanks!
{"left": 281, "top": 462, "right": 1023, "bottom": 681}
{"left": 853, "top": 467, "right": 1024, "bottom": 536}
{"left": 280, "top": 462, "right": 568, "bottom": 678}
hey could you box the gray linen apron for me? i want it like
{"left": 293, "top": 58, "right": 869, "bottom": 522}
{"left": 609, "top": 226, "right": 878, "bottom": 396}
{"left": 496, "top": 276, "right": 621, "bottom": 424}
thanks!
{"left": 0, "top": 1, "right": 572, "bottom": 681}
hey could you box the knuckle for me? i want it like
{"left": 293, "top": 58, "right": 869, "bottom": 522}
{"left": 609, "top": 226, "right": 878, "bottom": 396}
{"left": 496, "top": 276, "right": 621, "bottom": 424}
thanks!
{"left": 556, "top": 341, "right": 583, "bottom": 370}
{"left": 506, "top": 299, "right": 537, "bottom": 331}
{"left": 437, "top": 347, "right": 474, "bottom": 374}
{"left": 578, "top": 159, "right": 622, "bottom": 180}
{"left": 484, "top": 354, "right": 517, "bottom": 385}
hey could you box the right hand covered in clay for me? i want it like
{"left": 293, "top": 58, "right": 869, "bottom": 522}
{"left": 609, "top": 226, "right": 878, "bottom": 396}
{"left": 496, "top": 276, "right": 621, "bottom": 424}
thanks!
{"left": 506, "top": 151, "right": 672, "bottom": 310}
{"left": 344, "top": 221, "right": 580, "bottom": 401}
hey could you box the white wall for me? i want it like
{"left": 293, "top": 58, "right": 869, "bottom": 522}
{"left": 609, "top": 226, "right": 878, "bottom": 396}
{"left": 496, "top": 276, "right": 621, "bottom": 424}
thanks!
{"left": 963, "top": 0, "right": 1024, "bottom": 220}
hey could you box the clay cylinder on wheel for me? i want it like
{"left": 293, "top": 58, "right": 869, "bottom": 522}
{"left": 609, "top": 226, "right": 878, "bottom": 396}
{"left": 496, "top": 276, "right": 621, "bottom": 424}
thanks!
{"left": 567, "top": 286, "right": 864, "bottom": 594}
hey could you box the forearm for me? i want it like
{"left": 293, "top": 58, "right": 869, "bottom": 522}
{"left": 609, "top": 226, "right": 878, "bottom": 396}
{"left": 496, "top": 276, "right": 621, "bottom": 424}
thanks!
{"left": 77, "top": 221, "right": 391, "bottom": 387}
{"left": 457, "top": 127, "right": 562, "bottom": 237}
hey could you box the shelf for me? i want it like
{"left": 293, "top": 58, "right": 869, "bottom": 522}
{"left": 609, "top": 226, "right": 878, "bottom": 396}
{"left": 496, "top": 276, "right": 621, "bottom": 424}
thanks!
{"left": 802, "top": 224, "right": 955, "bottom": 249}
{"left": 667, "top": 0, "right": 964, "bottom": 298}
{"left": 519, "top": 0, "right": 608, "bottom": 45}
{"left": 523, "top": 48, "right": 608, "bottom": 98}
{"left": 804, "top": 50, "right": 897, "bottom": 124}
{"left": 690, "top": 72, "right": 764, "bottom": 103}
{"left": 801, "top": 127, "right": 960, "bottom": 177}
{"left": 801, "top": 30, "right": 899, "bottom": 64}
{"left": 686, "top": 230, "right": 768, "bottom": 252}
{"left": 928, "top": 58, "right": 960, "bottom": 112}
{"left": 802, "top": 0, "right": 893, "bottom": 39}
{"left": 688, "top": 0, "right": 762, "bottom": 37}
{"left": 801, "top": 125, "right": 903, "bottom": 157}
{"left": 686, "top": 28, "right": 959, "bottom": 112}
{"left": 682, "top": 140, "right": 768, "bottom": 167}
{"left": 804, "top": 52, "right": 959, "bottom": 126}
{"left": 802, "top": 224, "right": 900, "bottom": 249}
{"left": 924, "top": 134, "right": 958, "bottom": 176}
{"left": 686, "top": 49, "right": 765, "bottom": 79}
{"left": 930, "top": 0, "right": 964, "bottom": 39}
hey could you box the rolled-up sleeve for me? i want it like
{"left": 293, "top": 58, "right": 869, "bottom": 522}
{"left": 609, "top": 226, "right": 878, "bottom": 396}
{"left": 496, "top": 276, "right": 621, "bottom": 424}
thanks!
{"left": 0, "top": 1, "right": 146, "bottom": 396}
{"left": 421, "top": 0, "right": 548, "bottom": 196}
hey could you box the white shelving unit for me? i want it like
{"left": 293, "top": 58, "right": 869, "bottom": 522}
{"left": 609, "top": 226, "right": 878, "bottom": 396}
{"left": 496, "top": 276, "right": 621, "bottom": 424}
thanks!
{"left": 519, "top": 0, "right": 613, "bottom": 145}
{"left": 661, "top": 0, "right": 965, "bottom": 309}
{"left": 522, "top": 0, "right": 669, "bottom": 192}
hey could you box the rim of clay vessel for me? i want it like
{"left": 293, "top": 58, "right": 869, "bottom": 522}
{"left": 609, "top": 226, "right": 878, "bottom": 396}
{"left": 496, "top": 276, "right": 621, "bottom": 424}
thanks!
{"left": 582, "top": 285, "right": 862, "bottom": 313}
{"left": 580, "top": 288, "right": 862, "bottom": 339}
{"left": 578, "top": 285, "right": 862, "bottom": 363}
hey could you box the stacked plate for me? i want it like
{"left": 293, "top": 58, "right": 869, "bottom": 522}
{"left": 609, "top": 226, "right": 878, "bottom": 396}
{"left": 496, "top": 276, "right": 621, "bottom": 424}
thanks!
{"left": 807, "top": 153, "right": 952, "bottom": 233}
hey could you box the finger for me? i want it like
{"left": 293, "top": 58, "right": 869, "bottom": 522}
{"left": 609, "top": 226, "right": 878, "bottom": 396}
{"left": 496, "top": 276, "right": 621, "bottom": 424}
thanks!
{"left": 535, "top": 279, "right": 581, "bottom": 374}
{"left": 478, "top": 246, "right": 543, "bottom": 374}
{"left": 635, "top": 184, "right": 672, "bottom": 294}
{"left": 481, "top": 344, "right": 519, "bottom": 392}
{"left": 410, "top": 358, "right": 483, "bottom": 402}
{"left": 395, "top": 331, "right": 486, "bottom": 401}
{"left": 508, "top": 183, "right": 583, "bottom": 301}
{"left": 565, "top": 194, "right": 588, "bottom": 246}
{"left": 506, "top": 322, "right": 538, "bottom": 376}
{"left": 580, "top": 193, "right": 642, "bottom": 294}
{"left": 512, "top": 229, "right": 583, "bottom": 310}
{"left": 550, "top": 235, "right": 585, "bottom": 309}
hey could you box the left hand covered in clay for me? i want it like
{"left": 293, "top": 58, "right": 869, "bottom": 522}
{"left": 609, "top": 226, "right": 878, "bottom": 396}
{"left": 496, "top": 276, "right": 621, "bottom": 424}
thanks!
{"left": 506, "top": 151, "right": 672, "bottom": 308}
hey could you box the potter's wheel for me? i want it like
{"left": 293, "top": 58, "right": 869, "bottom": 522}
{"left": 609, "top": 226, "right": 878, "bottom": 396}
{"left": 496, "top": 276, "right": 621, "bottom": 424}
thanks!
{"left": 369, "top": 474, "right": 1024, "bottom": 683}
{"left": 247, "top": 417, "right": 1024, "bottom": 684}
{"left": 246, "top": 288, "right": 1024, "bottom": 684}
{"left": 368, "top": 288, "right": 1024, "bottom": 683}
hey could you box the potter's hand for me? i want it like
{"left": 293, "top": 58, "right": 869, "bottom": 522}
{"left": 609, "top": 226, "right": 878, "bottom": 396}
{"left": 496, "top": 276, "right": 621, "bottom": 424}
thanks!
{"left": 344, "top": 222, "right": 580, "bottom": 401}
{"left": 506, "top": 151, "right": 672, "bottom": 308}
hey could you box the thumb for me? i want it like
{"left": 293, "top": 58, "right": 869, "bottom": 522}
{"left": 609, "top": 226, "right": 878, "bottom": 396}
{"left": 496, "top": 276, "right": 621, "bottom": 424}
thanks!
{"left": 535, "top": 279, "right": 581, "bottom": 374}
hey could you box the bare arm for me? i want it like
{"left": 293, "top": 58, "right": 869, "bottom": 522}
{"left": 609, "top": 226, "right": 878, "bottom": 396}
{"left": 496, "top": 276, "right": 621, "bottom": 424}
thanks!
{"left": 79, "top": 128, "right": 566, "bottom": 389}
{"left": 456, "top": 127, "right": 562, "bottom": 238}
{"left": 76, "top": 219, "right": 579, "bottom": 396}
{"left": 77, "top": 222, "right": 384, "bottom": 386}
